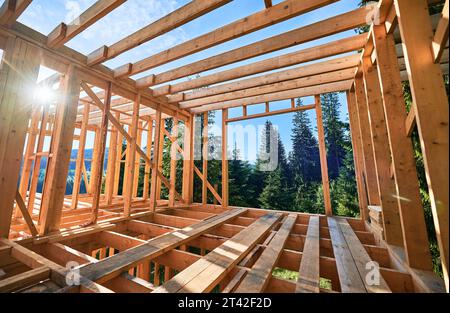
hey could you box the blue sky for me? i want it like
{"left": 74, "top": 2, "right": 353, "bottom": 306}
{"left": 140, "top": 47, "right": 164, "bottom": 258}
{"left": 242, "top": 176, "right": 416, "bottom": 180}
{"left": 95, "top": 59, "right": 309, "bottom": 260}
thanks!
{"left": 14, "top": 0, "right": 362, "bottom": 161}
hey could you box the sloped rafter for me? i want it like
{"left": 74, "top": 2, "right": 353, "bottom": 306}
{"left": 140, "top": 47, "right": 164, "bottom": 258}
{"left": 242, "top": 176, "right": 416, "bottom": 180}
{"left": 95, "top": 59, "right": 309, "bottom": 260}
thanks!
{"left": 47, "top": 0, "right": 127, "bottom": 48}
{"left": 135, "top": 5, "right": 376, "bottom": 88}
{"left": 115, "top": 0, "right": 338, "bottom": 78}
{"left": 87, "top": 0, "right": 233, "bottom": 66}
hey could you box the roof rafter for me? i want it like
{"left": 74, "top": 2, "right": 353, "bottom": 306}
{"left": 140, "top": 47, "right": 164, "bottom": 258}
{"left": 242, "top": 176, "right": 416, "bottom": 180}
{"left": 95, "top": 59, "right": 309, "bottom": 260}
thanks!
{"left": 182, "top": 68, "right": 356, "bottom": 110}
{"left": 116, "top": 0, "right": 338, "bottom": 78}
{"left": 47, "top": 0, "right": 126, "bottom": 48}
{"left": 190, "top": 80, "right": 353, "bottom": 113}
{"left": 157, "top": 33, "right": 367, "bottom": 98}
{"left": 87, "top": 0, "right": 233, "bottom": 66}
{"left": 135, "top": 4, "right": 376, "bottom": 88}
{"left": 178, "top": 54, "right": 360, "bottom": 107}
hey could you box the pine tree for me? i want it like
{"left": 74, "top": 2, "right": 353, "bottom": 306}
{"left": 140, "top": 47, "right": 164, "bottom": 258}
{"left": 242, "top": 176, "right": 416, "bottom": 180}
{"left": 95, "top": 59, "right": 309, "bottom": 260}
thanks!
{"left": 228, "top": 143, "right": 253, "bottom": 207}
{"left": 321, "top": 92, "right": 347, "bottom": 180}
{"left": 259, "top": 129, "right": 293, "bottom": 211}
{"left": 289, "top": 98, "right": 321, "bottom": 212}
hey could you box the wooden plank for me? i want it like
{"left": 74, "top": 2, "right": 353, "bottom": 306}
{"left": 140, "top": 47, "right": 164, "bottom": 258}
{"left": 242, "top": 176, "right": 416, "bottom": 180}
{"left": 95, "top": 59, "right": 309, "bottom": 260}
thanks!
{"left": 296, "top": 216, "right": 320, "bottom": 293}
{"left": 372, "top": 24, "right": 433, "bottom": 270}
{"left": 182, "top": 115, "right": 193, "bottom": 203}
{"left": 126, "top": 0, "right": 337, "bottom": 77}
{"left": 156, "top": 34, "right": 366, "bottom": 96}
{"left": 169, "top": 117, "right": 179, "bottom": 207}
{"left": 158, "top": 34, "right": 367, "bottom": 97}
{"left": 15, "top": 190, "right": 38, "bottom": 237}
{"left": 222, "top": 109, "right": 229, "bottom": 207}
{"left": 335, "top": 218, "right": 391, "bottom": 293}
{"left": 153, "top": 212, "right": 281, "bottom": 293}
{"left": 361, "top": 56, "right": 404, "bottom": 247}
{"left": 227, "top": 104, "right": 316, "bottom": 123}
{"left": 190, "top": 80, "right": 353, "bottom": 114}
{"left": 88, "top": 82, "right": 111, "bottom": 224}
{"left": 353, "top": 77, "right": 381, "bottom": 206}
{"left": 235, "top": 214, "right": 297, "bottom": 293}
{"left": 432, "top": 0, "right": 449, "bottom": 62}
{"left": 0, "top": 37, "right": 41, "bottom": 238}
{"left": 395, "top": 0, "right": 449, "bottom": 291}
{"left": 89, "top": 0, "right": 231, "bottom": 65}
{"left": 315, "top": 96, "right": 332, "bottom": 216}
{"left": 137, "top": 5, "right": 375, "bottom": 87}
{"left": 78, "top": 208, "right": 247, "bottom": 283}
{"left": 123, "top": 94, "right": 140, "bottom": 216}
{"left": 179, "top": 66, "right": 357, "bottom": 109}
{"left": 47, "top": 0, "right": 126, "bottom": 48}
{"left": 71, "top": 102, "right": 90, "bottom": 209}
{"left": 38, "top": 66, "right": 81, "bottom": 235}
{"left": 0, "top": 0, "right": 32, "bottom": 27}
{"left": 149, "top": 110, "right": 162, "bottom": 211}
{"left": 0, "top": 266, "right": 50, "bottom": 293}
{"left": 346, "top": 90, "right": 369, "bottom": 220}
{"left": 327, "top": 217, "right": 366, "bottom": 293}
{"left": 264, "top": 0, "right": 273, "bottom": 8}
{"left": 202, "top": 113, "right": 208, "bottom": 205}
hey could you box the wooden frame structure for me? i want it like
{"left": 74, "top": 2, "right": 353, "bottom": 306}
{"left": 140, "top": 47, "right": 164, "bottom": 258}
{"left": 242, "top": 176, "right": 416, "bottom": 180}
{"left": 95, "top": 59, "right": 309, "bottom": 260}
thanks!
{"left": 0, "top": 0, "right": 448, "bottom": 293}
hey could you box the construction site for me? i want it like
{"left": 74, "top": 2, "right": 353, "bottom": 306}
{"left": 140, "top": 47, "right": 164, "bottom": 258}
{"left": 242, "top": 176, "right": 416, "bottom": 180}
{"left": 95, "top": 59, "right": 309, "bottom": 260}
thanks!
{"left": 0, "top": 0, "right": 448, "bottom": 294}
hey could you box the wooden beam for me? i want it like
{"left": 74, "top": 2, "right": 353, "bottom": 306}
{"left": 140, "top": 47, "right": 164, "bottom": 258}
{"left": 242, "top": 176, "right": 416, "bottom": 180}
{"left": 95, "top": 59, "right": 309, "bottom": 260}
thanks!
{"left": 158, "top": 34, "right": 366, "bottom": 97}
{"left": 149, "top": 111, "right": 162, "bottom": 211}
{"left": 123, "top": 94, "right": 140, "bottom": 216}
{"left": 190, "top": 80, "right": 353, "bottom": 113}
{"left": 15, "top": 190, "right": 38, "bottom": 237}
{"left": 89, "top": 0, "right": 232, "bottom": 65}
{"left": 353, "top": 77, "right": 381, "bottom": 207}
{"left": 153, "top": 213, "right": 281, "bottom": 293}
{"left": 124, "top": 0, "right": 337, "bottom": 77}
{"left": 334, "top": 218, "right": 391, "bottom": 292}
{"left": 346, "top": 91, "right": 369, "bottom": 221}
{"left": 0, "top": 0, "right": 32, "bottom": 27}
{"left": 137, "top": 5, "right": 375, "bottom": 87}
{"left": 361, "top": 56, "right": 404, "bottom": 247}
{"left": 37, "top": 67, "right": 80, "bottom": 235}
{"left": 0, "top": 37, "right": 40, "bottom": 238}
{"left": 104, "top": 109, "right": 119, "bottom": 204}
{"left": 179, "top": 65, "right": 357, "bottom": 109}
{"left": 47, "top": 0, "right": 126, "bottom": 48}
{"left": 78, "top": 208, "right": 247, "bottom": 283}
{"left": 394, "top": 0, "right": 449, "bottom": 291}
{"left": 315, "top": 96, "right": 332, "bottom": 217}
{"left": 202, "top": 113, "right": 208, "bottom": 205}
{"left": 296, "top": 216, "right": 320, "bottom": 292}
{"left": 222, "top": 109, "right": 229, "bottom": 208}
{"left": 0, "top": 266, "right": 50, "bottom": 293}
{"left": 235, "top": 214, "right": 297, "bottom": 293}
{"left": 264, "top": 0, "right": 273, "bottom": 8}
{"left": 372, "top": 24, "right": 433, "bottom": 270}
{"left": 169, "top": 117, "right": 179, "bottom": 207}
{"left": 71, "top": 103, "right": 90, "bottom": 209}
{"left": 182, "top": 115, "right": 194, "bottom": 204}
{"left": 226, "top": 104, "right": 316, "bottom": 123}
{"left": 432, "top": 0, "right": 449, "bottom": 63}
{"left": 327, "top": 217, "right": 366, "bottom": 292}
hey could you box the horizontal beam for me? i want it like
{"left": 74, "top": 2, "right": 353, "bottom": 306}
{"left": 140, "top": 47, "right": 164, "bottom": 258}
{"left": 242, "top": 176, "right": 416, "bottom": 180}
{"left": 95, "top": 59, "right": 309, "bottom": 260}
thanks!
{"left": 190, "top": 80, "right": 353, "bottom": 113}
{"left": 88, "top": 0, "right": 232, "bottom": 65}
{"left": 180, "top": 65, "right": 357, "bottom": 109}
{"left": 226, "top": 104, "right": 316, "bottom": 123}
{"left": 162, "top": 34, "right": 367, "bottom": 98}
{"left": 136, "top": 5, "right": 375, "bottom": 87}
{"left": 123, "top": 0, "right": 337, "bottom": 76}
{"left": 47, "top": 0, "right": 126, "bottom": 48}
